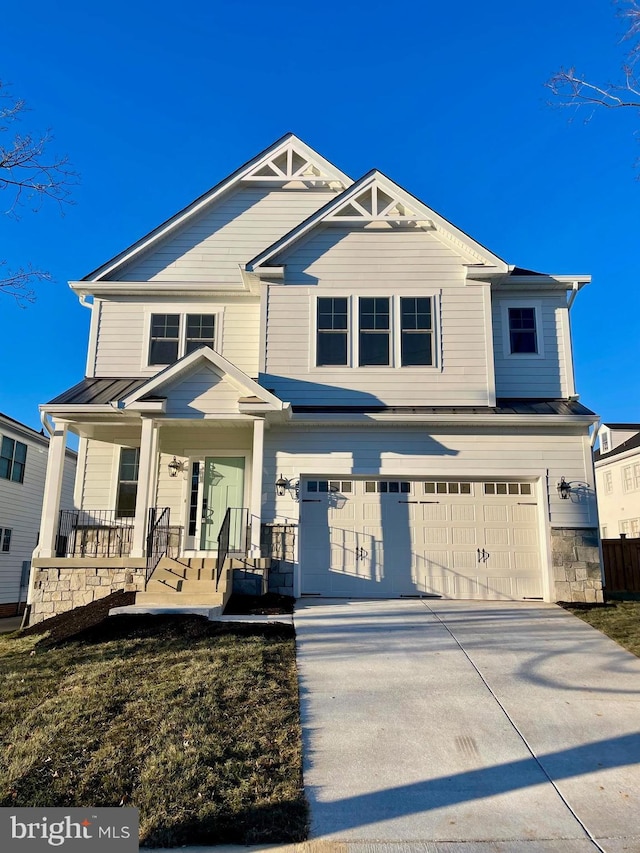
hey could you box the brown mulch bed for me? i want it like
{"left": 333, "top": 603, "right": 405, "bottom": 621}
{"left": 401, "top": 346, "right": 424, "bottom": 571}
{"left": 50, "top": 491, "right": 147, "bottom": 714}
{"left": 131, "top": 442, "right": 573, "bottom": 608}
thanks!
{"left": 21, "top": 590, "right": 136, "bottom": 645}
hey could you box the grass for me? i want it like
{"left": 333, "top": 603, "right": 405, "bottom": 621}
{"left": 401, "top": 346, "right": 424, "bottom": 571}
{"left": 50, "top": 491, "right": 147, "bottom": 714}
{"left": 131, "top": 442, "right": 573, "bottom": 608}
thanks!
{"left": 0, "top": 613, "right": 307, "bottom": 847}
{"left": 566, "top": 601, "right": 640, "bottom": 658}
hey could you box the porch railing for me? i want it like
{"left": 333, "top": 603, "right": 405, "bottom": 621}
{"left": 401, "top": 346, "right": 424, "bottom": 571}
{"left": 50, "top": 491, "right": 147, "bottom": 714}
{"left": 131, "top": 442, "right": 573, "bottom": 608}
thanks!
{"left": 216, "top": 507, "right": 250, "bottom": 589}
{"left": 146, "top": 507, "right": 171, "bottom": 581}
{"left": 56, "top": 510, "right": 134, "bottom": 558}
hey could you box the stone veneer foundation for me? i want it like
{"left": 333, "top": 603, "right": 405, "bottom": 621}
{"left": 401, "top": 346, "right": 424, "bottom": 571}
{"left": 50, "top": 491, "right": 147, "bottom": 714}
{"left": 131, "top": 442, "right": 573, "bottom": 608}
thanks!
{"left": 262, "top": 523, "right": 296, "bottom": 596}
{"left": 551, "top": 527, "right": 604, "bottom": 603}
{"left": 28, "top": 562, "right": 147, "bottom": 624}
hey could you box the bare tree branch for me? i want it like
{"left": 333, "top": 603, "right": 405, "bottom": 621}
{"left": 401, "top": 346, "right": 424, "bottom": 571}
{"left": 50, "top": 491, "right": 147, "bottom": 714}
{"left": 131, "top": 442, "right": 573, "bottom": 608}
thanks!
{"left": 546, "top": 1, "right": 640, "bottom": 134}
{"left": 0, "top": 80, "right": 77, "bottom": 301}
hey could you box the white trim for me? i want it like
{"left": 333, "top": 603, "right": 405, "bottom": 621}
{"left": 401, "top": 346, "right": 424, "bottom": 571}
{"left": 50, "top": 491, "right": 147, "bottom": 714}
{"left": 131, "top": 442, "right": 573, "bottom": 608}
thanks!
{"left": 481, "top": 284, "right": 496, "bottom": 406}
{"left": 141, "top": 306, "right": 224, "bottom": 373}
{"left": 500, "top": 299, "right": 545, "bottom": 360}
{"left": 85, "top": 298, "right": 101, "bottom": 378}
{"left": 122, "top": 347, "right": 287, "bottom": 411}
{"left": 258, "top": 288, "right": 268, "bottom": 374}
{"left": 248, "top": 171, "right": 508, "bottom": 273}
{"left": 73, "top": 437, "right": 88, "bottom": 509}
{"left": 559, "top": 302, "right": 575, "bottom": 397}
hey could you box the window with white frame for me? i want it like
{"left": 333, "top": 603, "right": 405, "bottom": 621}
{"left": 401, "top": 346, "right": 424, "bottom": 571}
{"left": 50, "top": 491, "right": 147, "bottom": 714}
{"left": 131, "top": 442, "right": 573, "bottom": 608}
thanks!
{"left": 600, "top": 432, "right": 609, "bottom": 453}
{"left": 501, "top": 301, "right": 543, "bottom": 358}
{"left": 601, "top": 525, "right": 608, "bottom": 539}
{"left": 0, "top": 436, "right": 27, "bottom": 484}
{"left": 116, "top": 448, "right": 140, "bottom": 518}
{"left": 0, "top": 527, "right": 11, "bottom": 552}
{"left": 631, "top": 518, "right": 640, "bottom": 538}
{"left": 315, "top": 295, "right": 436, "bottom": 368}
{"left": 603, "top": 471, "right": 613, "bottom": 495}
{"left": 622, "top": 463, "right": 640, "bottom": 493}
{"left": 620, "top": 520, "right": 630, "bottom": 536}
{"left": 148, "top": 313, "right": 216, "bottom": 366}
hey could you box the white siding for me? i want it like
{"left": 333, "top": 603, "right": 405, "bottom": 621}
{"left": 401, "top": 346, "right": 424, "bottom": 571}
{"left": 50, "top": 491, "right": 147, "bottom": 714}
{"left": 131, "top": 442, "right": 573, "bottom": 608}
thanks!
{"left": 164, "top": 365, "right": 241, "bottom": 417}
{"left": 595, "top": 450, "right": 640, "bottom": 538}
{"left": 114, "top": 186, "right": 338, "bottom": 283}
{"left": 0, "top": 423, "right": 76, "bottom": 606}
{"left": 263, "top": 227, "right": 491, "bottom": 406}
{"left": 262, "top": 425, "right": 596, "bottom": 529}
{"left": 94, "top": 296, "right": 261, "bottom": 378}
{"left": 81, "top": 439, "right": 119, "bottom": 510}
{"left": 493, "top": 294, "right": 568, "bottom": 398}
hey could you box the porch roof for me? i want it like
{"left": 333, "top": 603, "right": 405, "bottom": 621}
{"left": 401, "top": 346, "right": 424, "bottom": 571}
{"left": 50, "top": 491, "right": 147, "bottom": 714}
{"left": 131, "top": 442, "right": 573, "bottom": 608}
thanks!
{"left": 48, "top": 377, "right": 148, "bottom": 405}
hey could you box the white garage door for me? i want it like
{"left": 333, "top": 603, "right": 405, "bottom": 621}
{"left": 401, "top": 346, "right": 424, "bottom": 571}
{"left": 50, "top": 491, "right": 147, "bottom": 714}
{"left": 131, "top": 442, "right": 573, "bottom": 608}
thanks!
{"left": 300, "top": 478, "right": 542, "bottom": 600}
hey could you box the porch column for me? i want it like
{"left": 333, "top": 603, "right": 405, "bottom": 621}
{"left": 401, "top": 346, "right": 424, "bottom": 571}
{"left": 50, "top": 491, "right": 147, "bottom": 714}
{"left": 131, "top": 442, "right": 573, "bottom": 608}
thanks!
{"left": 131, "top": 417, "right": 157, "bottom": 558}
{"left": 250, "top": 418, "right": 265, "bottom": 557}
{"left": 37, "top": 419, "right": 69, "bottom": 558}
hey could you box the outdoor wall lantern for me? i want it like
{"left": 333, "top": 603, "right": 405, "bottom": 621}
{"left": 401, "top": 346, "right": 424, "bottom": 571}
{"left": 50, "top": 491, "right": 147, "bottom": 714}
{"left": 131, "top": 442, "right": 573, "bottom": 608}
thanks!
{"left": 276, "top": 474, "right": 289, "bottom": 497}
{"left": 168, "top": 456, "right": 184, "bottom": 478}
{"left": 557, "top": 477, "right": 572, "bottom": 499}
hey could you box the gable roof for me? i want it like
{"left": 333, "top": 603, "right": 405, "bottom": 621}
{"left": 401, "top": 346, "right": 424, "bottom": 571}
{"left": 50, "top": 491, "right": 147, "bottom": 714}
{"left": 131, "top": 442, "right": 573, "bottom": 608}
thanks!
{"left": 82, "top": 133, "right": 353, "bottom": 283}
{"left": 120, "top": 347, "right": 288, "bottom": 412}
{"left": 246, "top": 169, "right": 509, "bottom": 273}
{"left": 594, "top": 429, "right": 640, "bottom": 462}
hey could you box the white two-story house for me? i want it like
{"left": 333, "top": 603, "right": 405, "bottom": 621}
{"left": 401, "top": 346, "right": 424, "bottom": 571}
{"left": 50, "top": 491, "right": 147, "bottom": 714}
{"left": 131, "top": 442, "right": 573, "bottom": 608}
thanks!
{"left": 594, "top": 423, "right": 640, "bottom": 538}
{"left": 29, "top": 133, "right": 602, "bottom": 622}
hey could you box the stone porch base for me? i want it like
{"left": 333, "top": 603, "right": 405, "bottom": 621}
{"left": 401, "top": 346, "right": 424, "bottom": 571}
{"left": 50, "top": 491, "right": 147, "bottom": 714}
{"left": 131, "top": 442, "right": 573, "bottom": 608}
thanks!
{"left": 551, "top": 527, "right": 604, "bottom": 603}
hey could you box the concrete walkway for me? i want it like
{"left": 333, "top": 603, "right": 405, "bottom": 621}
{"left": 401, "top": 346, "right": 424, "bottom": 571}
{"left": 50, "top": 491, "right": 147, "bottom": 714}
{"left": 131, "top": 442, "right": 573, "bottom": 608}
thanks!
{"left": 294, "top": 599, "right": 640, "bottom": 852}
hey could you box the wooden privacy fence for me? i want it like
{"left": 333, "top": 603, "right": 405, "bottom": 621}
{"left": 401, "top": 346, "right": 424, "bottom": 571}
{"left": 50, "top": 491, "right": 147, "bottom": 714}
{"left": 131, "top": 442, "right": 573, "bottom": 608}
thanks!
{"left": 602, "top": 538, "right": 640, "bottom": 594}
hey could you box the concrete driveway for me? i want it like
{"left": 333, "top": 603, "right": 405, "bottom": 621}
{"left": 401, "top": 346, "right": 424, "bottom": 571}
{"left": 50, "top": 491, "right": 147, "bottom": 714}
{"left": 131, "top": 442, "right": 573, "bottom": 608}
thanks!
{"left": 294, "top": 599, "right": 640, "bottom": 852}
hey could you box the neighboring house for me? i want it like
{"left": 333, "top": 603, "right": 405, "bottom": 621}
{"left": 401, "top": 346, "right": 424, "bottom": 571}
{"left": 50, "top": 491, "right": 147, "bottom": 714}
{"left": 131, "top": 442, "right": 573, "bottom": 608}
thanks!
{"left": 594, "top": 423, "right": 640, "bottom": 539}
{"left": 0, "top": 412, "right": 76, "bottom": 617}
{"left": 29, "top": 133, "right": 602, "bottom": 622}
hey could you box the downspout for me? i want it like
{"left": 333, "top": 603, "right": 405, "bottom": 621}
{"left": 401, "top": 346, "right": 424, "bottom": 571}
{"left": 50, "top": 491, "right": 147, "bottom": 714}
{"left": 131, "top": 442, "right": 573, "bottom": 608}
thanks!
{"left": 40, "top": 410, "right": 54, "bottom": 437}
{"left": 567, "top": 281, "right": 580, "bottom": 311}
{"left": 78, "top": 293, "right": 93, "bottom": 309}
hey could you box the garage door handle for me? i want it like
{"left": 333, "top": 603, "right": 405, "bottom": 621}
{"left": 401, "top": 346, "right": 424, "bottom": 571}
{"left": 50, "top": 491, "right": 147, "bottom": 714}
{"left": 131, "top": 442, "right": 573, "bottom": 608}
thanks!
{"left": 355, "top": 547, "right": 368, "bottom": 561}
{"left": 477, "top": 548, "right": 490, "bottom": 563}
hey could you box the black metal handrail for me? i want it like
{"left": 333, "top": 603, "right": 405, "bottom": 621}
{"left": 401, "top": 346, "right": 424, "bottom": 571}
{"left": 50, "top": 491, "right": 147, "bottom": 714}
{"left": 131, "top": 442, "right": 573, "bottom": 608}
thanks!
{"left": 216, "top": 507, "right": 249, "bottom": 589}
{"left": 146, "top": 507, "right": 171, "bottom": 581}
{"left": 56, "top": 510, "right": 134, "bottom": 558}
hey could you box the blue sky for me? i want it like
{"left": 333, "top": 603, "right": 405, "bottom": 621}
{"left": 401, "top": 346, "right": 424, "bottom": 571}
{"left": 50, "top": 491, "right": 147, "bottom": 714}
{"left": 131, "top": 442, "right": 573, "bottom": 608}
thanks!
{"left": 1, "top": 0, "right": 638, "bottom": 435}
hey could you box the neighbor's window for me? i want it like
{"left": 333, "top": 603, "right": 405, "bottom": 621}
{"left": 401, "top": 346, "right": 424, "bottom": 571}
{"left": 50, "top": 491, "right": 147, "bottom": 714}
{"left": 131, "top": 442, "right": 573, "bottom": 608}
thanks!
{"left": 600, "top": 432, "right": 609, "bottom": 453}
{"left": 359, "top": 297, "right": 390, "bottom": 366}
{"left": 400, "top": 297, "right": 433, "bottom": 366}
{"left": 116, "top": 447, "right": 140, "bottom": 518}
{"left": 149, "top": 314, "right": 180, "bottom": 365}
{"left": 185, "top": 314, "right": 215, "bottom": 355}
{"left": 508, "top": 307, "right": 537, "bottom": 354}
{"left": 0, "top": 527, "right": 11, "bottom": 552}
{"left": 317, "top": 298, "right": 349, "bottom": 366}
{"left": 0, "top": 436, "right": 27, "bottom": 484}
{"left": 623, "top": 463, "right": 640, "bottom": 493}
{"left": 603, "top": 471, "right": 613, "bottom": 495}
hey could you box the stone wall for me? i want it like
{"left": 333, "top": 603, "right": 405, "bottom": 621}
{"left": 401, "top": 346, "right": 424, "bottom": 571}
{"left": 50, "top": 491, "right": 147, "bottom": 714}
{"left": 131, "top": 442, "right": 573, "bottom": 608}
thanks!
{"left": 29, "top": 566, "right": 147, "bottom": 624}
{"left": 551, "top": 527, "right": 604, "bottom": 603}
{"left": 261, "top": 523, "right": 296, "bottom": 596}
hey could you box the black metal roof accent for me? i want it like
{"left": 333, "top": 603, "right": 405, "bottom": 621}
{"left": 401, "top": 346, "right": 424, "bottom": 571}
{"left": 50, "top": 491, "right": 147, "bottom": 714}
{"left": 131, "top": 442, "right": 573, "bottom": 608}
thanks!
{"left": 47, "top": 377, "right": 148, "bottom": 406}
{"left": 291, "top": 399, "right": 596, "bottom": 417}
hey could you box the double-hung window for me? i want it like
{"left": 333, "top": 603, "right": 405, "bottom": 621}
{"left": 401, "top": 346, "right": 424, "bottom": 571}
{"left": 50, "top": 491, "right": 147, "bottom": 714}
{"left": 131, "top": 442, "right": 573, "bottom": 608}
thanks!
{"left": 116, "top": 448, "right": 140, "bottom": 518}
{"left": 359, "top": 298, "right": 390, "bottom": 366}
{"left": 0, "top": 527, "right": 11, "bottom": 552}
{"left": 148, "top": 313, "right": 216, "bottom": 366}
{"left": 0, "top": 436, "right": 27, "bottom": 484}
{"left": 400, "top": 297, "right": 433, "bottom": 365}
{"left": 508, "top": 307, "right": 537, "bottom": 354}
{"left": 317, "top": 298, "right": 349, "bottom": 366}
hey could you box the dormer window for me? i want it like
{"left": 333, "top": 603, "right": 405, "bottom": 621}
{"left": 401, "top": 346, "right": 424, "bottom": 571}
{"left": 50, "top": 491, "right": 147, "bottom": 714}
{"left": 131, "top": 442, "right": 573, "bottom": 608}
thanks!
{"left": 508, "top": 307, "right": 537, "bottom": 354}
{"left": 600, "top": 432, "right": 609, "bottom": 453}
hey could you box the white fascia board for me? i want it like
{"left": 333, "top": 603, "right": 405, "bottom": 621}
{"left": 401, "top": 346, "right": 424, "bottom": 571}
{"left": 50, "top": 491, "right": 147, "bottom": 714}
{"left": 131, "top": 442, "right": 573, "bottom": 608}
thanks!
{"left": 289, "top": 412, "right": 597, "bottom": 427}
{"left": 247, "top": 170, "right": 508, "bottom": 273}
{"left": 83, "top": 134, "right": 352, "bottom": 283}
{"left": 121, "top": 347, "right": 286, "bottom": 410}
{"left": 70, "top": 281, "right": 250, "bottom": 297}
{"left": 122, "top": 401, "right": 166, "bottom": 413}
{"left": 39, "top": 404, "right": 129, "bottom": 416}
{"left": 595, "top": 447, "right": 640, "bottom": 468}
{"left": 496, "top": 275, "right": 591, "bottom": 290}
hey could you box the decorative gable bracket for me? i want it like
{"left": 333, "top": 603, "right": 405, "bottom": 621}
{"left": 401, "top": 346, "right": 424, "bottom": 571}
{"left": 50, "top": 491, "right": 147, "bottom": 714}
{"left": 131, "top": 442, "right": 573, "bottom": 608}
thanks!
{"left": 241, "top": 142, "right": 346, "bottom": 188}
{"left": 325, "top": 183, "right": 435, "bottom": 228}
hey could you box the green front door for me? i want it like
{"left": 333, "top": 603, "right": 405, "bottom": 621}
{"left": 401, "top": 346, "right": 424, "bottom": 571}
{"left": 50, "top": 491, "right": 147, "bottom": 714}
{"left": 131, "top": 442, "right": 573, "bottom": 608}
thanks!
{"left": 200, "top": 457, "right": 245, "bottom": 550}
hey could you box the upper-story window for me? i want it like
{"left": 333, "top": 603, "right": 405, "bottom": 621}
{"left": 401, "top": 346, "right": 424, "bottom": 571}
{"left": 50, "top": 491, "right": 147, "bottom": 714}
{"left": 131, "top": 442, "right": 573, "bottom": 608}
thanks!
{"left": 359, "top": 298, "right": 390, "bottom": 366}
{"left": 317, "top": 298, "right": 348, "bottom": 366}
{"left": 508, "top": 307, "right": 537, "bottom": 354}
{"left": 148, "top": 313, "right": 216, "bottom": 366}
{"left": 603, "top": 471, "right": 613, "bottom": 494}
{"left": 622, "top": 463, "right": 640, "bottom": 494}
{"left": 316, "top": 295, "right": 435, "bottom": 368}
{"left": 0, "top": 436, "right": 27, "bottom": 484}
{"left": 600, "top": 432, "right": 609, "bottom": 453}
{"left": 501, "top": 301, "right": 543, "bottom": 358}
